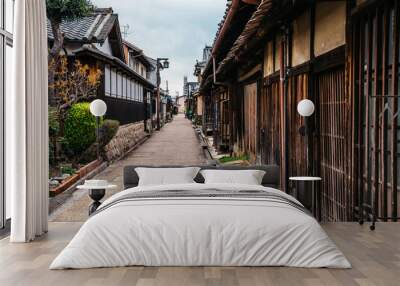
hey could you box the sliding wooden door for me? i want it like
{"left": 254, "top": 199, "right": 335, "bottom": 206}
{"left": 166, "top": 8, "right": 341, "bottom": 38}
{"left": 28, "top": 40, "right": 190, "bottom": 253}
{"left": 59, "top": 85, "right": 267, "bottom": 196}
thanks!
{"left": 243, "top": 82, "right": 258, "bottom": 161}
{"left": 287, "top": 73, "right": 308, "bottom": 179}
{"left": 352, "top": 0, "right": 400, "bottom": 221}
{"left": 315, "top": 67, "right": 352, "bottom": 221}
{"left": 260, "top": 80, "right": 281, "bottom": 165}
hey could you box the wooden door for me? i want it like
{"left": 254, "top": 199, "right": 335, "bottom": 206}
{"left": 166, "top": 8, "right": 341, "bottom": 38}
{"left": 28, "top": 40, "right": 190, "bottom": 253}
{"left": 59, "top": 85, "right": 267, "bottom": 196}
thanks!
{"left": 352, "top": 1, "right": 400, "bottom": 221}
{"left": 315, "top": 68, "right": 352, "bottom": 221}
{"left": 287, "top": 74, "right": 308, "bottom": 179}
{"left": 243, "top": 82, "right": 258, "bottom": 161}
{"left": 260, "top": 80, "right": 281, "bottom": 165}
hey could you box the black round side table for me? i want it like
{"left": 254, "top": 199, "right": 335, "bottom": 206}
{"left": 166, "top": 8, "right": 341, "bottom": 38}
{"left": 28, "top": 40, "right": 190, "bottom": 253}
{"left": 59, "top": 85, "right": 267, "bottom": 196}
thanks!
{"left": 88, "top": 189, "right": 106, "bottom": 215}
{"left": 77, "top": 181, "right": 117, "bottom": 215}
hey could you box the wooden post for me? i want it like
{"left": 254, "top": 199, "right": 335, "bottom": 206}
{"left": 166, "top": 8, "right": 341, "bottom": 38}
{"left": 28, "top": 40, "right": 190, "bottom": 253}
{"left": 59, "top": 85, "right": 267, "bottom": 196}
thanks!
{"left": 279, "top": 33, "right": 288, "bottom": 193}
{"left": 381, "top": 5, "right": 389, "bottom": 219}
{"left": 391, "top": 0, "right": 399, "bottom": 221}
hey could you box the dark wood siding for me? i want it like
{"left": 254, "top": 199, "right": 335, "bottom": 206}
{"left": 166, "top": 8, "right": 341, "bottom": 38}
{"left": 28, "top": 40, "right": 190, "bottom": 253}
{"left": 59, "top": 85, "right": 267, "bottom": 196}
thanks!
{"left": 243, "top": 82, "right": 258, "bottom": 161}
{"left": 213, "top": 88, "right": 231, "bottom": 151}
{"left": 315, "top": 67, "right": 352, "bottom": 221}
{"left": 104, "top": 97, "right": 145, "bottom": 125}
{"left": 287, "top": 73, "right": 308, "bottom": 180}
{"left": 260, "top": 79, "right": 281, "bottom": 165}
{"left": 352, "top": 0, "right": 400, "bottom": 221}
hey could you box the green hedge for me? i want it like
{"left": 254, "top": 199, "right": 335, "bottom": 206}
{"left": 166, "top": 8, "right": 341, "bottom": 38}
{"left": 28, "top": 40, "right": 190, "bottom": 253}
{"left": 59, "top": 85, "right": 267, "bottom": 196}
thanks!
{"left": 64, "top": 102, "right": 96, "bottom": 156}
{"left": 78, "top": 119, "right": 120, "bottom": 163}
{"left": 99, "top": 120, "right": 120, "bottom": 146}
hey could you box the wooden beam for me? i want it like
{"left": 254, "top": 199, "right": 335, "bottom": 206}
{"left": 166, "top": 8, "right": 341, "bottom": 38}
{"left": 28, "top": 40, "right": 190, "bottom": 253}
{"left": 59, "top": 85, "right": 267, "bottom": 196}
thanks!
{"left": 391, "top": 0, "right": 399, "bottom": 220}
{"left": 357, "top": 18, "right": 365, "bottom": 222}
{"left": 364, "top": 13, "right": 372, "bottom": 220}
{"left": 381, "top": 4, "right": 389, "bottom": 219}
{"left": 372, "top": 8, "right": 380, "bottom": 219}
{"left": 279, "top": 36, "right": 287, "bottom": 192}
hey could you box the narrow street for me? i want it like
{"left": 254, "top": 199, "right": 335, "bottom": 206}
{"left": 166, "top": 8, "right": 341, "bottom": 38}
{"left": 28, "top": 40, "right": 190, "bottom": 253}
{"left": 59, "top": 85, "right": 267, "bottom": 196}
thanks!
{"left": 51, "top": 114, "right": 206, "bottom": 222}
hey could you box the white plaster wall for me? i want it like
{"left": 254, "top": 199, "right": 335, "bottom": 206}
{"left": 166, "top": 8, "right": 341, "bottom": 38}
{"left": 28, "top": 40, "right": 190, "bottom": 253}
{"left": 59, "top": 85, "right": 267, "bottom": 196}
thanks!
{"left": 292, "top": 10, "right": 311, "bottom": 66}
{"left": 314, "top": 2, "right": 346, "bottom": 57}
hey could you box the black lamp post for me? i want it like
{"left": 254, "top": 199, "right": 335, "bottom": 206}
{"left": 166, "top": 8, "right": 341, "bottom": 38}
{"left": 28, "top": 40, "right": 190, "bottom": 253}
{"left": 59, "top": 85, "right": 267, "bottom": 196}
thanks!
{"left": 297, "top": 99, "right": 315, "bottom": 174}
{"left": 90, "top": 99, "right": 107, "bottom": 160}
{"left": 156, "top": 58, "right": 169, "bottom": 130}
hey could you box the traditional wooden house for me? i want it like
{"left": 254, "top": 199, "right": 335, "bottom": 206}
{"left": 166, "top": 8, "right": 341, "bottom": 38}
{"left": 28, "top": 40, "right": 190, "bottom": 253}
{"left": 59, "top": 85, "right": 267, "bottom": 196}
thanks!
{"left": 193, "top": 46, "right": 212, "bottom": 125}
{"left": 175, "top": 95, "right": 186, "bottom": 114}
{"left": 183, "top": 76, "right": 199, "bottom": 119}
{"left": 200, "top": 0, "right": 400, "bottom": 222}
{"left": 122, "top": 41, "right": 155, "bottom": 129}
{"left": 47, "top": 8, "right": 155, "bottom": 125}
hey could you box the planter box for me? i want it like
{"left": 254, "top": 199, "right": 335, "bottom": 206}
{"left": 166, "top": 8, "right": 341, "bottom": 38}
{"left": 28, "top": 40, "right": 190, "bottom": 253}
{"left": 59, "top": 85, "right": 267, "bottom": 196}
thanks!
{"left": 49, "top": 159, "right": 102, "bottom": 197}
{"left": 78, "top": 160, "right": 101, "bottom": 177}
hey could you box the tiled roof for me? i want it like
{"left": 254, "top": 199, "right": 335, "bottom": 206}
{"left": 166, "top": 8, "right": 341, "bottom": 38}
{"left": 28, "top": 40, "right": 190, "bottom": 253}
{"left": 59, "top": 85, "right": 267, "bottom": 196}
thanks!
{"left": 216, "top": 0, "right": 273, "bottom": 75}
{"left": 47, "top": 8, "right": 117, "bottom": 43}
{"left": 123, "top": 40, "right": 143, "bottom": 53}
{"left": 123, "top": 40, "right": 153, "bottom": 68}
{"left": 212, "top": 1, "right": 233, "bottom": 48}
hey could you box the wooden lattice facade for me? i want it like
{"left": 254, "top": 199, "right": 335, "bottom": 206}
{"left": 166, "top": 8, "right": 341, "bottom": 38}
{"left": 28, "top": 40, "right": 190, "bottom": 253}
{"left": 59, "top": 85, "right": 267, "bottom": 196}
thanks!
{"left": 351, "top": 0, "right": 400, "bottom": 222}
{"left": 199, "top": 0, "right": 400, "bottom": 222}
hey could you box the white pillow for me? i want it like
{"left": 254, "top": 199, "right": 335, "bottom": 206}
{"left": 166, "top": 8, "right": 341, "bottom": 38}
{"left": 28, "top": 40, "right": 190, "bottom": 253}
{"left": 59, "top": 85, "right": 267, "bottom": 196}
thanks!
{"left": 135, "top": 167, "right": 201, "bottom": 186}
{"left": 200, "top": 169, "right": 266, "bottom": 185}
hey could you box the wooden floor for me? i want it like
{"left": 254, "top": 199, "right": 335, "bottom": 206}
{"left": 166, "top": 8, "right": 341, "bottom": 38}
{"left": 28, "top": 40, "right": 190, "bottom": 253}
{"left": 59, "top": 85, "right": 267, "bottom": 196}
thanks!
{"left": 0, "top": 222, "right": 399, "bottom": 286}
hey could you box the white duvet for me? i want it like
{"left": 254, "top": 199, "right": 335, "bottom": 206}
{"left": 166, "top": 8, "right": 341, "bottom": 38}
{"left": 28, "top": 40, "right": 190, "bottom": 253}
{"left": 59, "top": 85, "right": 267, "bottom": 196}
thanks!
{"left": 50, "top": 183, "right": 351, "bottom": 269}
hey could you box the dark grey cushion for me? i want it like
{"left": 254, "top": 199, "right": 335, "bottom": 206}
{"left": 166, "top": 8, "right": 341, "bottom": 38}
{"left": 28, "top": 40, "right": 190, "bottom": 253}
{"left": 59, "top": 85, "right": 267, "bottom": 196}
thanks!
{"left": 123, "top": 165, "right": 280, "bottom": 190}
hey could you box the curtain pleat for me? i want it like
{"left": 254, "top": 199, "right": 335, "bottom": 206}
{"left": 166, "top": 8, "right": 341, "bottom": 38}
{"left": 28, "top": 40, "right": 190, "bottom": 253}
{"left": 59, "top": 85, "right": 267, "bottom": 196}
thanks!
{"left": 9, "top": 0, "right": 48, "bottom": 242}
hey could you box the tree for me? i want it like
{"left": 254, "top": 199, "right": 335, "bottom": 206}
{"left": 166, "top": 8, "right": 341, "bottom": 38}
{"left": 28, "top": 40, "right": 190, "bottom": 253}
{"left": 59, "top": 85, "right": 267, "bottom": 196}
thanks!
{"left": 46, "top": 0, "right": 93, "bottom": 104}
{"left": 51, "top": 55, "right": 102, "bottom": 122}
{"left": 50, "top": 55, "right": 102, "bottom": 160}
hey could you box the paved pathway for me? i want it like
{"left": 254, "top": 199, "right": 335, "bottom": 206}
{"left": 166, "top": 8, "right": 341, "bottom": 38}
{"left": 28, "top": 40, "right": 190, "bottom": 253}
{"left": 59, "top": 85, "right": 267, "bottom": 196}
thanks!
{"left": 50, "top": 114, "right": 206, "bottom": 222}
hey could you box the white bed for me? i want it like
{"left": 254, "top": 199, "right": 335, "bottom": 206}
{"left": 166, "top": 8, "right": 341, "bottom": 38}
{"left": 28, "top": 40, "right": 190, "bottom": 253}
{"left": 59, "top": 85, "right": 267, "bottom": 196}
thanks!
{"left": 50, "top": 183, "right": 351, "bottom": 269}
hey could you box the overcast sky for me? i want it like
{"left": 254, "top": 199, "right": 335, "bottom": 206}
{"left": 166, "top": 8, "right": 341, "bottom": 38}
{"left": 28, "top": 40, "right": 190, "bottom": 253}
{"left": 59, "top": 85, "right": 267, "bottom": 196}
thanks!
{"left": 92, "top": 0, "right": 226, "bottom": 97}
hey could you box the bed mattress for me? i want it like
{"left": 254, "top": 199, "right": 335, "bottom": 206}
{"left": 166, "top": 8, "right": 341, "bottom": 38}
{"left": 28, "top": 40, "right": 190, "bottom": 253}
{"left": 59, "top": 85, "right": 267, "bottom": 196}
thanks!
{"left": 50, "top": 183, "right": 351, "bottom": 269}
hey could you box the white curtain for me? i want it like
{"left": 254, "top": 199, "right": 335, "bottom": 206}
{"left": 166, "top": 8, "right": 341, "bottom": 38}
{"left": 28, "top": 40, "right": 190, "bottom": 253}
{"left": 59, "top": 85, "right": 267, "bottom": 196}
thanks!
{"left": 7, "top": 0, "right": 49, "bottom": 242}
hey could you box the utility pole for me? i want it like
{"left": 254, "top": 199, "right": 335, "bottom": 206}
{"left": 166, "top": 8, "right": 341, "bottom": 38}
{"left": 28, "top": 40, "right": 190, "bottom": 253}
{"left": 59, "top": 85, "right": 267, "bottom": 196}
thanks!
{"left": 121, "top": 24, "right": 130, "bottom": 39}
{"left": 156, "top": 58, "right": 169, "bottom": 130}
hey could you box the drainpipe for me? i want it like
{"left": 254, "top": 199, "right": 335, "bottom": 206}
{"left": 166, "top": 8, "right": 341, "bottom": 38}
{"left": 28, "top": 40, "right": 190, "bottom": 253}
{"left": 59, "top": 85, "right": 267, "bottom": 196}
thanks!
{"left": 212, "top": 56, "right": 229, "bottom": 87}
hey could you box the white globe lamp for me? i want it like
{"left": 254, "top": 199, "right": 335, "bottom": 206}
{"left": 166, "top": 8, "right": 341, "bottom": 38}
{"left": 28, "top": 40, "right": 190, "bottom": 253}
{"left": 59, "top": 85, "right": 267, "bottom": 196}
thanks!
{"left": 90, "top": 99, "right": 107, "bottom": 117}
{"left": 90, "top": 99, "right": 107, "bottom": 160}
{"left": 297, "top": 99, "right": 315, "bottom": 117}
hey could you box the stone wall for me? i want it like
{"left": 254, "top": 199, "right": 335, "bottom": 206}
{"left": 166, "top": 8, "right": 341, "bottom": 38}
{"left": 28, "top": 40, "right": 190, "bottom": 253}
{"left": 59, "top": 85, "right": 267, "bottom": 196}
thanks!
{"left": 104, "top": 122, "right": 147, "bottom": 162}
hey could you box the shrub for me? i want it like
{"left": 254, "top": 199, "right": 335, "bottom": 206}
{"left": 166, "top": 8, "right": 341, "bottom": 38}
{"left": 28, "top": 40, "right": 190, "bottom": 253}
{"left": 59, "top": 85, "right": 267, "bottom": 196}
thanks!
{"left": 60, "top": 165, "right": 76, "bottom": 176}
{"left": 63, "top": 102, "right": 96, "bottom": 156}
{"left": 78, "top": 119, "right": 120, "bottom": 163}
{"left": 49, "top": 107, "right": 60, "bottom": 165}
{"left": 99, "top": 120, "right": 120, "bottom": 147}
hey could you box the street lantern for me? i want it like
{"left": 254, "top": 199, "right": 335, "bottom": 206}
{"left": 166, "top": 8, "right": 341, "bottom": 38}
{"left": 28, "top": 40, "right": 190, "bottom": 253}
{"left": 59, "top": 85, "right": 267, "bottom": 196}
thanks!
{"left": 297, "top": 99, "right": 315, "bottom": 177}
{"left": 90, "top": 99, "right": 107, "bottom": 160}
{"left": 163, "top": 59, "right": 169, "bottom": 69}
